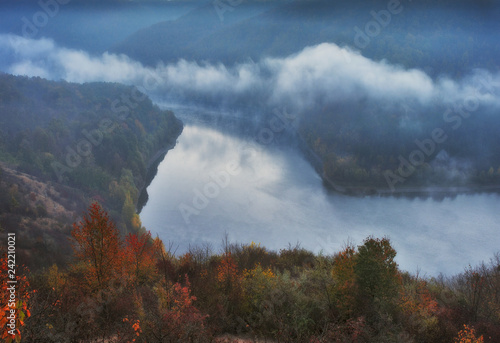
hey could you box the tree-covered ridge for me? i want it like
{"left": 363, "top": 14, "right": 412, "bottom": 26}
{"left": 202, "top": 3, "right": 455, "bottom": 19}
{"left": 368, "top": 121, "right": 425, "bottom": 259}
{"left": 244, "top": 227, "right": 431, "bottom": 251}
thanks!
{"left": 2, "top": 203, "right": 498, "bottom": 342}
{"left": 0, "top": 73, "right": 182, "bottom": 267}
{"left": 108, "top": 0, "right": 500, "bottom": 194}
{"left": 298, "top": 95, "right": 500, "bottom": 194}
{"left": 113, "top": 0, "right": 499, "bottom": 77}
{"left": 0, "top": 73, "right": 182, "bottom": 182}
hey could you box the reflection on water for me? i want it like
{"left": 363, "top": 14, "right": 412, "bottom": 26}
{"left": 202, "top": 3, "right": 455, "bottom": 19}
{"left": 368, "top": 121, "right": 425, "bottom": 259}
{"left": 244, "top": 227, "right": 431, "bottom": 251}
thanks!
{"left": 140, "top": 123, "right": 500, "bottom": 276}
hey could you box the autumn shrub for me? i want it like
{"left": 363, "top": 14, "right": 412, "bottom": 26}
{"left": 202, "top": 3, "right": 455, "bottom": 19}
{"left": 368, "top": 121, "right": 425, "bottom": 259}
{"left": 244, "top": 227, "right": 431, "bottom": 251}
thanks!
{"left": 233, "top": 242, "right": 277, "bottom": 271}
{"left": 276, "top": 244, "right": 316, "bottom": 276}
{"left": 124, "top": 231, "right": 157, "bottom": 287}
{"left": 70, "top": 202, "right": 123, "bottom": 293}
{"left": 398, "top": 274, "right": 440, "bottom": 342}
{"left": 298, "top": 256, "right": 336, "bottom": 325}
{"left": 214, "top": 252, "right": 245, "bottom": 332}
{"left": 248, "top": 271, "right": 323, "bottom": 342}
{"left": 177, "top": 253, "right": 200, "bottom": 282}
{"left": 454, "top": 324, "right": 484, "bottom": 343}
{"left": 237, "top": 264, "right": 278, "bottom": 337}
{"left": 331, "top": 244, "right": 358, "bottom": 319}
{"left": 136, "top": 277, "right": 211, "bottom": 343}
{"left": 153, "top": 236, "right": 177, "bottom": 284}
{"left": 242, "top": 264, "right": 277, "bottom": 310}
{"left": 22, "top": 265, "right": 71, "bottom": 342}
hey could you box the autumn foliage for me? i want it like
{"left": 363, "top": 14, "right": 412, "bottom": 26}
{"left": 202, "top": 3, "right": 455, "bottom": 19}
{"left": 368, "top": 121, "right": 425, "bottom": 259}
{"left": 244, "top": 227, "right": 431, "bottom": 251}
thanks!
{"left": 0, "top": 251, "right": 30, "bottom": 343}
{"left": 135, "top": 276, "right": 209, "bottom": 342}
{"left": 217, "top": 253, "right": 240, "bottom": 288}
{"left": 4, "top": 203, "right": 500, "bottom": 342}
{"left": 124, "top": 231, "right": 156, "bottom": 286}
{"left": 455, "top": 325, "right": 484, "bottom": 343}
{"left": 70, "top": 202, "right": 123, "bottom": 291}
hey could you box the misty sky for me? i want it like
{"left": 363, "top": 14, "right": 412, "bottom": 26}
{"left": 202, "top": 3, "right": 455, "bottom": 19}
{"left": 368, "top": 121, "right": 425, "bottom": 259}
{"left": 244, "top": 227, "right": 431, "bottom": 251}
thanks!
{"left": 1, "top": 34, "right": 499, "bottom": 117}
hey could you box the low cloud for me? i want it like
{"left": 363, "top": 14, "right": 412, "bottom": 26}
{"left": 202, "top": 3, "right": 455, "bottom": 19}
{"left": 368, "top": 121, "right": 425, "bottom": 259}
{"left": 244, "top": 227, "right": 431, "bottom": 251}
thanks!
{"left": 266, "top": 43, "right": 435, "bottom": 110}
{"left": 1, "top": 33, "right": 499, "bottom": 119}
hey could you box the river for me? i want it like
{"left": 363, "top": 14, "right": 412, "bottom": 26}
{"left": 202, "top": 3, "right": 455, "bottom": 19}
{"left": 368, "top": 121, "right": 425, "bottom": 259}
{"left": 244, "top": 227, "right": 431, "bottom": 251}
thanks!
{"left": 140, "top": 109, "right": 500, "bottom": 277}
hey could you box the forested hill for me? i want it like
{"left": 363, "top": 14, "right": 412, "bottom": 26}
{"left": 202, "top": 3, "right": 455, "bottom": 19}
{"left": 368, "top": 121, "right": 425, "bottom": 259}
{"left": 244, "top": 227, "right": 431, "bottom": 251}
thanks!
{"left": 0, "top": 73, "right": 183, "bottom": 268}
{"left": 113, "top": 0, "right": 500, "bottom": 78}
{"left": 107, "top": 0, "right": 500, "bottom": 194}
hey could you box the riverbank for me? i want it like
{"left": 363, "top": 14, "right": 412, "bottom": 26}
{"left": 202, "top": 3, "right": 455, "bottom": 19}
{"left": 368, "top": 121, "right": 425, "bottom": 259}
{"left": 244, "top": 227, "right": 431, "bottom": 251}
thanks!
{"left": 137, "top": 124, "right": 183, "bottom": 214}
{"left": 321, "top": 171, "right": 500, "bottom": 199}
{"left": 296, "top": 126, "right": 500, "bottom": 199}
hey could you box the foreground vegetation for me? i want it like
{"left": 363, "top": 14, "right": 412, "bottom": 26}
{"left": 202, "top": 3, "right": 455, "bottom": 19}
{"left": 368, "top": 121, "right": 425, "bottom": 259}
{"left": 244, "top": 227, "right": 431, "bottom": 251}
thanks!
{"left": 2, "top": 203, "right": 499, "bottom": 343}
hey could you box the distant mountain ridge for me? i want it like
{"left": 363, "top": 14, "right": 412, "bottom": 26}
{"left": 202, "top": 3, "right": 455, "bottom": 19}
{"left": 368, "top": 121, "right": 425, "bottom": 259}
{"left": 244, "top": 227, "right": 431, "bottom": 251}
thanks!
{"left": 112, "top": 0, "right": 500, "bottom": 77}
{"left": 0, "top": 0, "right": 197, "bottom": 53}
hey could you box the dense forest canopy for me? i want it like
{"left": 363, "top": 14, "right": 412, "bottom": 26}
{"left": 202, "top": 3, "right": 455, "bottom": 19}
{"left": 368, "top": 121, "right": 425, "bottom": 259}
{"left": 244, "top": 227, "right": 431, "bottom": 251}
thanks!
{"left": 0, "top": 73, "right": 182, "bottom": 268}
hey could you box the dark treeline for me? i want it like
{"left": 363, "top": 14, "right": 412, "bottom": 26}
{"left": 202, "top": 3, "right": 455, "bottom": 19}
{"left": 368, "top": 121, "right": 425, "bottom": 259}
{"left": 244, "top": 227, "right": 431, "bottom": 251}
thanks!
{"left": 299, "top": 95, "right": 500, "bottom": 193}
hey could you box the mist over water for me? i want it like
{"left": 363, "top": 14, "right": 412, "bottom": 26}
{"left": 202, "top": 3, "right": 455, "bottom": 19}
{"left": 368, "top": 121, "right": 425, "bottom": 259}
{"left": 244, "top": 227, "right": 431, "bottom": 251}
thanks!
{"left": 1, "top": 30, "right": 499, "bottom": 277}
{"left": 141, "top": 116, "right": 500, "bottom": 277}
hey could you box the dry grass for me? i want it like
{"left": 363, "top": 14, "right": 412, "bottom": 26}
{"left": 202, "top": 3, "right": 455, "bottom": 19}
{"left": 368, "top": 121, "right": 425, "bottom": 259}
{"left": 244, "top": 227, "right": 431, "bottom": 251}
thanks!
{"left": 0, "top": 161, "right": 75, "bottom": 221}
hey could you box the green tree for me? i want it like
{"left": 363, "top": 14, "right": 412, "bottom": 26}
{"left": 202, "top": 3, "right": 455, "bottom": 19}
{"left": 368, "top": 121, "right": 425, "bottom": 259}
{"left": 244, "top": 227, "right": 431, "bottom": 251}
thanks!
{"left": 354, "top": 237, "right": 401, "bottom": 321}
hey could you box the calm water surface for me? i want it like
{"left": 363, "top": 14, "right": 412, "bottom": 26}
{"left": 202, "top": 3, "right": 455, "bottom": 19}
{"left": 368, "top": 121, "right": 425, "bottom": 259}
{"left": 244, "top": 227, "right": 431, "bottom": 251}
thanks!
{"left": 141, "top": 119, "right": 500, "bottom": 276}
